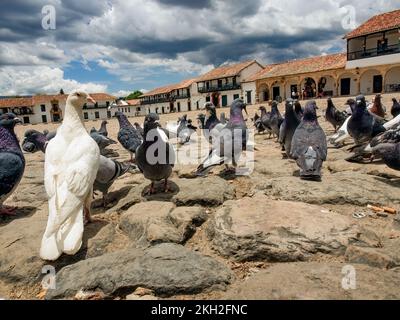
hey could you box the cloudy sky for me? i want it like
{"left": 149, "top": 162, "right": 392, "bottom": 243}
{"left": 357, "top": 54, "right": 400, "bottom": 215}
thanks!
{"left": 0, "top": 0, "right": 398, "bottom": 96}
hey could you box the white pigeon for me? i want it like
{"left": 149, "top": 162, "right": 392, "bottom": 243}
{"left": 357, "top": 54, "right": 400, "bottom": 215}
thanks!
{"left": 40, "top": 91, "right": 100, "bottom": 261}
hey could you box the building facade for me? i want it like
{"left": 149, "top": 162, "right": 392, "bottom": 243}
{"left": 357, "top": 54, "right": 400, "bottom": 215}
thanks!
{"left": 0, "top": 93, "right": 116, "bottom": 125}
{"left": 244, "top": 9, "right": 400, "bottom": 103}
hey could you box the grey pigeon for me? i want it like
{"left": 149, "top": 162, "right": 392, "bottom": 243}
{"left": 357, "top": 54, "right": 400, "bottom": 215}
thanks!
{"left": 97, "top": 120, "right": 108, "bottom": 137}
{"left": 134, "top": 122, "right": 144, "bottom": 138}
{"left": 220, "top": 112, "right": 228, "bottom": 124}
{"left": 90, "top": 131, "right": 117, "bottom": 155}
{"left": 0, "top": 113, "right": 25, "bottom": 216}
{"left": 325, "top": 98, "right": 347, "bottom": 132}
{"left": 347, "top": 95, "right": 386, "bottom": 145}
{"left": 259, "top": 106, "right": 273, "bottom": 137}
{"left": 22, "top": 129, "right": 133, "bottom": 206}
{"left": 252, "top": 113, "right": 265, "bottom": 134}
{"left": 136, "top": 113, "right": 175, "bottom": 194}
{"left": 291, "top": 101, "right": 327, "bottom": 180}
{"left": 371, "top": 142, "right": 400, "bottom": 171}
{"left": 115, "top": 111, "right": 143, "bottom": 161}
{"left": 269, "top": 100, "right": 284, "bottom": 139}
{"left": 197, "top": 103, "right": 223, "bottom": 142}
{"left": 281, "top": 98, "right": 300, "bottom": 158}
{"left": 294, "top": 101, "right": 304, "bottom": 121}
{"left": 176, "top": 114, "right": 197, "bottom": 144}
{"left": 196, "top": 99, "right": 248, "bottom": 175}
{"left": 391, "top": 98, "right": 400, "bottom": 118}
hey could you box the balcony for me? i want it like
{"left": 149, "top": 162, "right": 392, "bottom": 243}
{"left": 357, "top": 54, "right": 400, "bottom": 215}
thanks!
{"left": 172, "top": 93, "right": 190, "bottom": 100}
{"left": 347, "top": 44, "right": 400, "bottom": 61}
{"left": 198, "top": 83, "right": 241, "bottom": 93}
{"left": 83, "top": 103, "right": 110, "bottom": 110}
{"left": 140, "top": 97, "right": 171, "bottom": 105}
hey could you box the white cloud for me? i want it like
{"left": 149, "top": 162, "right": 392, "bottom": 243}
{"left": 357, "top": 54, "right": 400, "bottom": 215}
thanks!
{"left": 0, "top": 66, "right": 108, "bottom": 95}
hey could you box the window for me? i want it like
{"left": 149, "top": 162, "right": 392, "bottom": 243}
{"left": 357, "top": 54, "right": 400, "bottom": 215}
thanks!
{"left": 233, "top": 94, "right": 240, "bottom": 100}
{"left": 106, "top": 101, "right": 110, "bottom": 107}
{"left": 84, "top": 112, "right": 88, "bottom": 120}
{"left": 23, "top": 116, "right": 30, "bottom": 124}
{"left": 128, "top": 108, "right": 131, "bottom": 113}
{"left": 95, "top": 112, "right": 100, "bottom": 119}
{"left": 222, "top": 95, "right": 228, "bottom": 107}
{"left": 137, "top": 107, "right": 141, "bottom": 112}
{"left": 42, "top": 115, "right": 47, "bottom": 123}
{"left": 206, "top": 96, "right": 211, "bottom": 102}
{"left": 40, "top": 104, "right": 46, "bottom": 112}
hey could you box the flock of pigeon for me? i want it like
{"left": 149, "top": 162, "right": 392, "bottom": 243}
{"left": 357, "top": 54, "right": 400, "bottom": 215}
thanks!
{"left": 1, "top": 90, "right": 400, "bottom": 261}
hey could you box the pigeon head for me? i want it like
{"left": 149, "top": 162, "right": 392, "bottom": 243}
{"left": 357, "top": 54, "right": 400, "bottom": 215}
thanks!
{"left": 204, "top": 102, "right": 216, "bottom": 118}
{"left": 259, "top": 106, "right": 267, "bottom": 113}
{"left": 271, "top": 100, "right": 278, "bottom": 109}
{"left": 231, "top": 98, "right": 247, "bottom": 116}
{"left": 327, "top": 98, "right": 334, "bottom": 108}
{"left": 43, "top": 129, "right": 49, "bottom": 135}
{"left": 67, "top": 91, "right": 96, "bottom": 109}
{"left": 144, "top": 113, "right": 160, "bottom": 132}
{"left": 355, "top": 95, "right": 367, "bottom": 110}
{"left": 0, "top": 113, "right": 22, "bottom": 129}
{"left": 303, "top": 101, "right": 318, "bottom": 122}
{"left": 285, "top": 99, "right": 294, "bottom": 113}
{"left": 393, "top": 98, "right": 398, "bottom": 103}
{"left": 102, "top": 120, "right": 108, "bottom": 125}
{"left": 22, "top": 129, "right": 47, "bottom": 153}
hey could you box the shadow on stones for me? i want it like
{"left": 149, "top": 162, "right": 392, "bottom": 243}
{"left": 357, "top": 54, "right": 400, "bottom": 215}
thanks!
{"left": 142, "top": 181, "right": 179, "bottom": 201}
{"left": 91, "top": 186, "right": 133, "bottom": 213}
{"left": 49, "top": 220, "right": 109, "bottom": 271}
{"left": 0, "top": 206, "right": 37, "bottom": 227}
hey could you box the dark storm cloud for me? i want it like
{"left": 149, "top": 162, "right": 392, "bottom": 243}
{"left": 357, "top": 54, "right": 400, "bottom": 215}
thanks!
{"left": 155, "top": 0, "right": 212, "bottom": 8}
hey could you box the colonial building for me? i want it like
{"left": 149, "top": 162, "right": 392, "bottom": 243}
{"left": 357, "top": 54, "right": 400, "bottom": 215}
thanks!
{"left": 139, "top": 78, "right": 197, "bottom": 114}
{"left": 244, "top": 9, "right": 400, "bottom": 103}
{"left": 0, "top": 93, "right": 116, "bottom": 125}
{"left": 193, "top": 60, "right": 264, "bottom": 107}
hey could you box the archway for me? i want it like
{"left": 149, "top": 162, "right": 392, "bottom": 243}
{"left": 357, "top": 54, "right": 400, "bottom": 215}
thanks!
{"left": 285, "top": 80, "right": 300, "bottom": 100}
{"left": 50, "top": 100, "right": 62, "bottom": 122}
{"left": 338, "top": 72, "right": 358, "bottom": 96}
{"left": 360, "top": 69, "right": 382, "bottom": 95}
{"left": 211, "top": 92, "right": 220, "bottom": 107}
{"left": 384, "top": 66, "right": 400, "bottom": 93}
{"left": 300, "top": 77, "right": 317, "bottom": 99}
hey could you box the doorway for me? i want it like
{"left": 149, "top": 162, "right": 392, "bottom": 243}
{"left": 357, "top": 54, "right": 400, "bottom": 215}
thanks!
{"left": 222, "top": 95, "right": 228, "bottom": 107}
{"left": 177, "top": 102, "right": 181, "bottom": 112}
{"left": 246, "top": 91, "right": 252, "bottom": 104}
{"left": 373, "top": 75, "right": 383, "bottom": 93}
{"left": 340, "top": 78, "right": 351, "bottom": 96}
{"left": 272, "top": 87, "right": 280, "bottom": 101}
{"left": 188, "top": 101, "right": 191, "bottom": 111}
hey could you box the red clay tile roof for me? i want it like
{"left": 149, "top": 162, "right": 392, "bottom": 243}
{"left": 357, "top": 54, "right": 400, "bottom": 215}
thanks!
{"left": 141, "top": 78, "right": 197, "bottom": 97}
{"left": 244, "top": 53, "right": 347, "bottom": 82}
{"left": 125, "top": 99, "right": 141, "bottom": 106}
{"left": 196, "top": 60, "right": 263, "bottom": 82}
{"left": 0, "top": 93, "right": 115, "bottom": 108}
{"left": 345, "top": 9, "right": 400, "bottom": 39}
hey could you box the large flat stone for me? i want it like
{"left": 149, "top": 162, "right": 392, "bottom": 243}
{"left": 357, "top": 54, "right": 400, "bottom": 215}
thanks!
{"left": 224, "top": 262, "right": 400, "bottom": 300}
{"left": 46, "top": 243, "right": 234, "bottom": 299}
{"left": 119, "top": 201, "right": 207, "bottom": 246}
{"left": 259, "top": 171, "right": 400, "bottom": 206}
{"left": 207, "top": 193, "right": 370, "bottom": 262}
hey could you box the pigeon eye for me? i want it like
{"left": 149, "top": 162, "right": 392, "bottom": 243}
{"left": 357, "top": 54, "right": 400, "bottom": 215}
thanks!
{"left": 76, "top": 93, "right": 81, "bottom": 97}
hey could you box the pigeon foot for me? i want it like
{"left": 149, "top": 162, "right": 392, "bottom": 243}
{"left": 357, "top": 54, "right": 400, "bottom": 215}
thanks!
{"left": 0, "top": 206, "right": 17, "bottom": 216}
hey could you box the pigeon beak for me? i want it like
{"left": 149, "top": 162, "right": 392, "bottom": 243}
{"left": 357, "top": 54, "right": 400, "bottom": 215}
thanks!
{"left": 87, "top": 95, "right": 96, "bottom": 105}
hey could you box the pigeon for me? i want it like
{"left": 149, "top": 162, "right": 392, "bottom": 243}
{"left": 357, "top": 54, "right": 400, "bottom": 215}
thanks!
{"left": 294, "top": 101, "right": 304, "bottom": 121}
{"left": 347, "top": 95, "right": 386, "bottom": 145}
{"left": 269, "top": 101, "right": 284, "bottom": 139}
{"left": 325, "top": 98, "right": 347, "bottom": 132}
{"left": 391, "top": 98, "right": 400, "bottom": 118}
{"left": 252, "top": 113, "right": 266, "bottom": 134}
{"left": 22, "top": 129, "right": 134, "bottom": 207}
{"left": 371, "top": 142, "right": 400, "bottom": 171}
{"left": 220, "top": 112, "right": 228, "bottom": 124}
{"left": 135, "top": 113, "right": 175, "bottom": 194}
{"left": 97, "top": 120, "right": 108, "bottom": 137}
{"left": 369, "top": 94, "right": 386, "bottom": 118}
{"left": 291, "top": 101, "right": 327, "bottom": 180}
{"left": 281, "top": 99, "right": 301, "bottom": 157}
{"left": 0, "top": 113, "right": 25, "bottom": 216}
{"left": 90, "top": 130, "right": 117, "bottom": 155}
{"left": 43, "top": 129, "right": 56, "bottom": 140}
{"left": 41, "top": 91, "right": 100, "bottom": 261}
{"left": 176, "top": 115, "right": 197, "bottom": 144}
{"left": 258, "top": 106, "right": 273, "bottom": 137}
{"left": 196, "top": 99, "right": 248, "bottom": 175}
{"left": 115, "top": 111, "right": 143, "bottom": 162}
{"left": 134, "top": 122, "right": 144, "bottom": 138}
{"left": 198, "top": 103, "right": 223, "bottom": 142}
